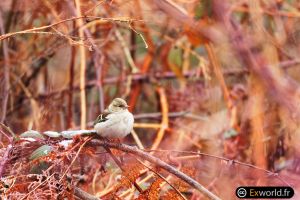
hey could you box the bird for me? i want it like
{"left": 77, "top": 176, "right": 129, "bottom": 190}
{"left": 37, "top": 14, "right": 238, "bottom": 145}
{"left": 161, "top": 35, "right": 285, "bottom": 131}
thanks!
{"left": 93, "top": 98, "right": 143, "bottom": 192}
{"left": 93, "top": 98, "right": 134, "bottom": 138}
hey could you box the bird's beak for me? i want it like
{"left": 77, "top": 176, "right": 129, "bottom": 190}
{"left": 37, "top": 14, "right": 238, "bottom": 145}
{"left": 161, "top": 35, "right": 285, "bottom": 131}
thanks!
{"left": 126, "top": 105, "right": 130, "bottom": 108}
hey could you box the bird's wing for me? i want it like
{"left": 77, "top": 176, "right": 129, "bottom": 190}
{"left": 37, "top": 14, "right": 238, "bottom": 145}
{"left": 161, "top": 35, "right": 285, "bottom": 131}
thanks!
{"left": 94, "top": 112, "right": 122, "bottom": 130}
{"left": 102, "top": 113, "right": 122, "bottom": 128}
{"left": 93, "top": 109, "right": 110, "bottom": 125}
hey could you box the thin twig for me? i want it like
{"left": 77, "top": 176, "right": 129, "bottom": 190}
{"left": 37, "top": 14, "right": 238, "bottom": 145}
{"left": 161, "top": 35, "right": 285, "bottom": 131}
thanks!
{"left": 129, "top": 23, "right": 148, "bottom": 49}
{"left": 59, "top": 137, "right": 91, "bottom": 182}
{"left": 67, "top": 1, "right": 105, "bottom": 115}
{"left": 0, "top": 9, "right": 10, "bottom": 124}
{"left": 151, "top": 87, "right": 169, "bottom": 150}
{"left": 20, "top": 173, "right": 55, "bottom": 200}
{"left": 134, "top": 123, "right": 161, "bottom": 129}
{"left": 102, "top": 145, "right": 143, "bottom": 193}
{"left": 67, "top": 29, "right": 76, "bottom": 128}
{"left": 134, "top": 111, "right": 189, "bottom": 120}
{"left": 115, "top": 29, "right": 139, "bottom": 73}
{"left": 93, "top": 50, "right": 105, "bottom": 113}
{"left": 130, "top": 129, "right": 144, "bottom": 149}
{"left": 205, "top": 42, "right": 233, "bottom": 112}
{"left": 136, "top": 158, "right": 187, "bottom": 200}
{"left": 29, "top": 59, "right": 300, "bottom": 102}
{"left": 144, "top": 149, "right": 291, "bottom": 186}
{"left": 73, "top": 0, "right": 87, "bottom": 130}
{"left": 0, "top": 16, "right": 145, "bottom": 41}
{"left": 128, "top": 0, "right": 155, "bottom": 110}
{"left": 0, "top": 123, "right": 15, "bottom": 139}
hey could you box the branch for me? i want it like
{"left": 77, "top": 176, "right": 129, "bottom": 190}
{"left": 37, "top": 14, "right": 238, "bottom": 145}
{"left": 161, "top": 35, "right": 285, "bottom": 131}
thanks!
{"left": 151, "top": 87, "right": 169, "bottom": 150}
{"left": 102, "top": 145, "right": 143, "bottom": 193}
{"left": 0, "top": 16, "right": 144, "bottom": 41}
{"left": 74, "top": 186, "right": 101, "bottom": 200}
{"left": 32, "top": 59, "right": 300, "bottom": 101}
{"left": 89, "top": 139, "right": 221, "bottom": 200}
{"left": 17, "top": 129, "right": 222, "bottom": 198}
{"left": 136, "top": 158, "right": 187, "bottom": 200}
{"left": 0, "top": 9, "right": 10, "bottom": 123}
{"left": 145, "top": 149, "right": 291, "bottom": 186}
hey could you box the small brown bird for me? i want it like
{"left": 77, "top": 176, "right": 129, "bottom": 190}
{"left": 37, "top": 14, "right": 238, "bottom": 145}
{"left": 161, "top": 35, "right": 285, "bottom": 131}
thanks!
{"left": 93, "top": 98, "right": 134, "bottom": 138}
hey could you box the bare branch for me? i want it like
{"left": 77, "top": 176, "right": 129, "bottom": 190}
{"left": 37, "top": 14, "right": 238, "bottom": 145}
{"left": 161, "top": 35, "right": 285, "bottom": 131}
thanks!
{"left": 89, "top": 139, "right": 221, "bottom": 200}
{"left": 74, "top": 186, "right": 101, "bottom": 200}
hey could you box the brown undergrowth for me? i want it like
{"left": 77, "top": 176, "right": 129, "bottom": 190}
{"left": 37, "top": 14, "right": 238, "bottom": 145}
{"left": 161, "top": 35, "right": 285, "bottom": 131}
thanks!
{"left": 1, "top": 0, "right": 300, "bottom": 199}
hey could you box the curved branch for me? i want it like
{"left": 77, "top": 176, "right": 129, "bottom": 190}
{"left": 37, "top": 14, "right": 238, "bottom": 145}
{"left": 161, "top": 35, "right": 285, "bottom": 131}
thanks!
{"left": 89, "top": 139, "right": 221, "bottom": 200}
{"left": 74, "top": 186, "right": 101, "bottom": 200}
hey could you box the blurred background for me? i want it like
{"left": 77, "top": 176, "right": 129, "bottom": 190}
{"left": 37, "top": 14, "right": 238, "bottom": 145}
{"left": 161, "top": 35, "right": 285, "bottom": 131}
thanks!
{"left": 1, "top": 0, "right": 300, "bottom": 199}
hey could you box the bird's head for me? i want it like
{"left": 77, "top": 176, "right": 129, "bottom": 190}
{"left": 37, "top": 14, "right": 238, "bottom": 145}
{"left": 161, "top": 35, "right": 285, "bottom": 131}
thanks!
{"left": 108, "top": 98, "right": 130, "bottom": 112}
